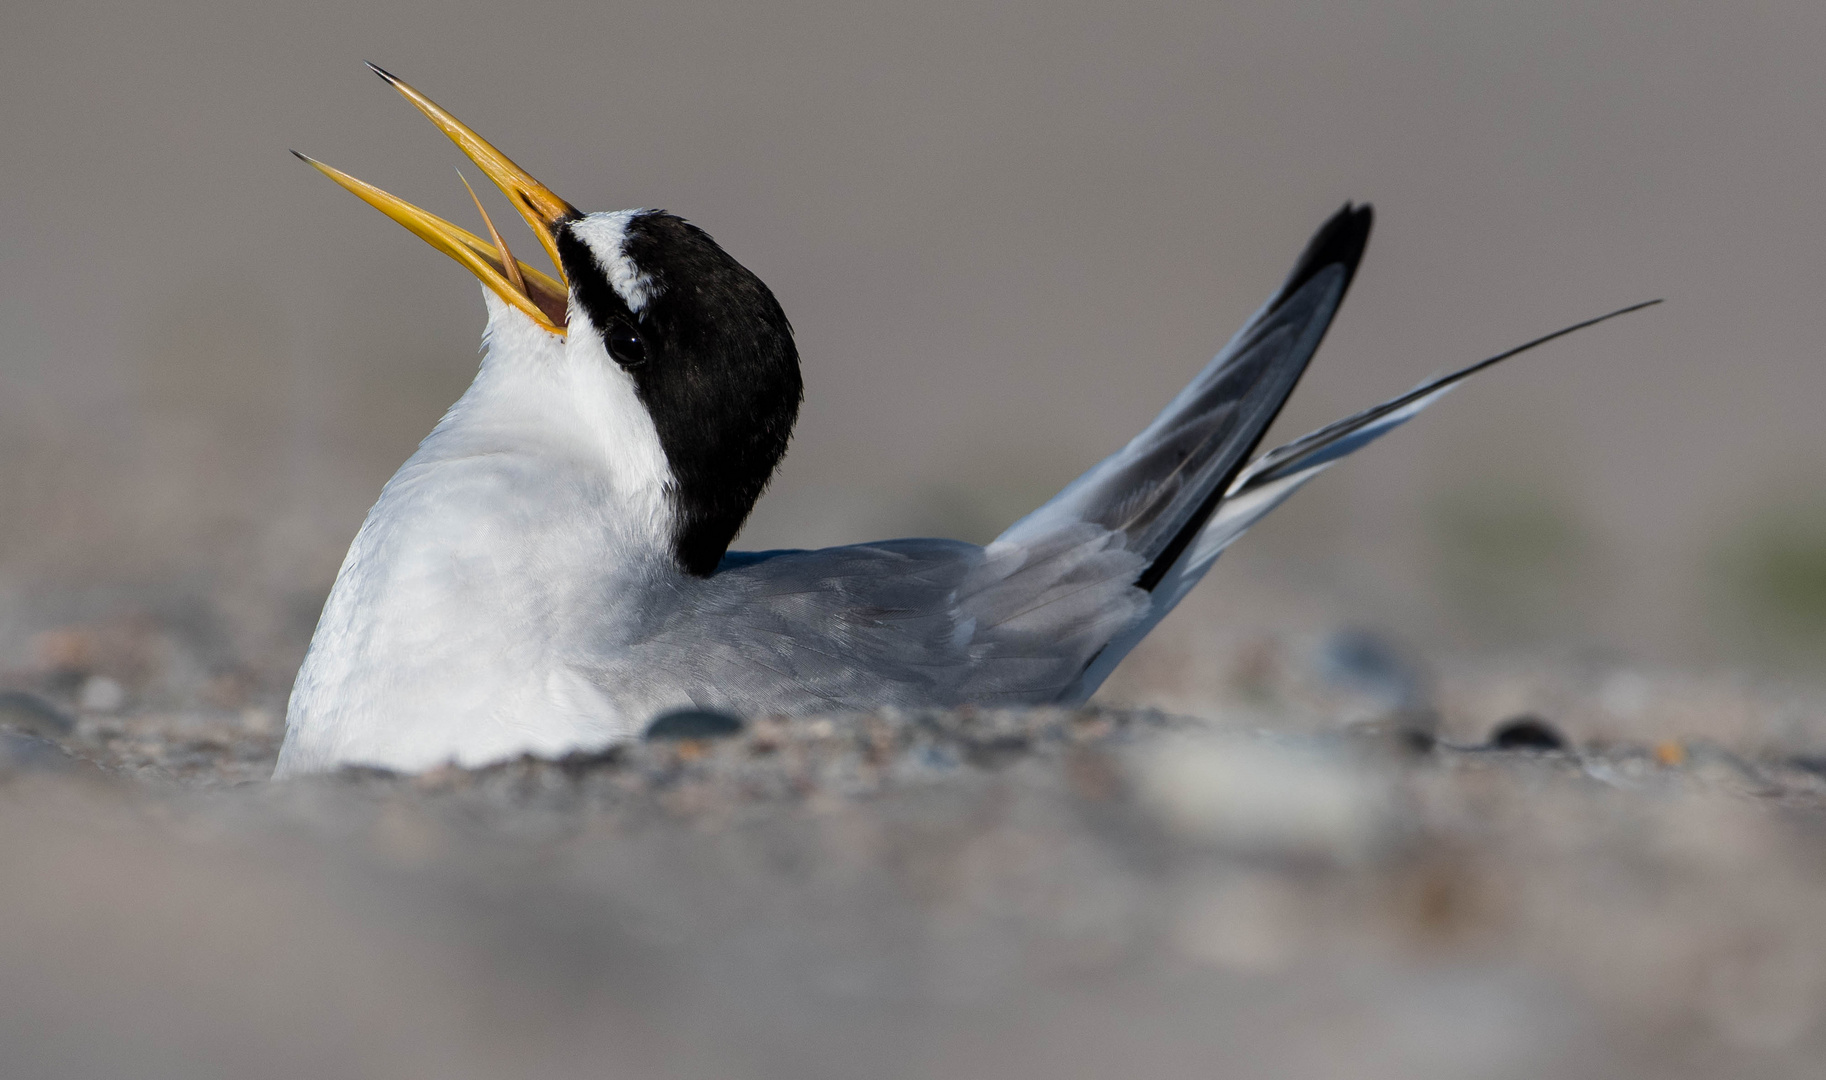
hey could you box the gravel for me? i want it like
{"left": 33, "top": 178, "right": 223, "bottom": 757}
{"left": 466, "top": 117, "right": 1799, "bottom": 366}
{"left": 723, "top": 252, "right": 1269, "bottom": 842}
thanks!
{"left": 5, "top": 636, "right": 1826, "bottom": 1078}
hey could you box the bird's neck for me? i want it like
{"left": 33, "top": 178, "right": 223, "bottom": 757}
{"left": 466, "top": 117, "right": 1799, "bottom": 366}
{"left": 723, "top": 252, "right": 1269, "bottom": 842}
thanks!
{"left": 333, "top": 296, "right": 687, "bottom": 641}
{"left": 488, "top": 297, "right": 665, "bottom": 457}
{"left": 281, "top": 297, "right": 692, "bottom": 774}
{"left": 404, "top": 293, "right": 678, "bottom": 549}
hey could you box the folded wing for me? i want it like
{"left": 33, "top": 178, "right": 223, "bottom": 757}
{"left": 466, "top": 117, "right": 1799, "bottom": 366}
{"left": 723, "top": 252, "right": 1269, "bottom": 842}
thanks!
{"left": 689, "top": 201, "right": 1652, "bottom": 714}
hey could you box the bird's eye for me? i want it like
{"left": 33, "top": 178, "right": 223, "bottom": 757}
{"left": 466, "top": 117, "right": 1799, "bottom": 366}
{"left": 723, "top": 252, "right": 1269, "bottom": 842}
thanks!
{"left": 607, "top": 321, "right": 648, "bottom": 368}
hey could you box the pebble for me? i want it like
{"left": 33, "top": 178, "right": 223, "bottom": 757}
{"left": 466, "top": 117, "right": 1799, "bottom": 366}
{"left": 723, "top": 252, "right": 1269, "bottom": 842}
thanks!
{"left": 0, "top": 690, "right": 75, "bottom": 739}
{"left": 1488, "top": 715, "right": 1568, "bottom": 752}
{"left": 0, "top": 730, "right": 80, "bottom": 775}
{"left": 1133, "top": 733, "right": 1391, "bottom": 861}
{"left": 644, "top": 708, "right": 746, "bottom": 741}
{"left": 79, "top": 675, "right": 126, "bottom": 714}
{"left": 1317, "top": 627, "right": 1428, "bottom": 710}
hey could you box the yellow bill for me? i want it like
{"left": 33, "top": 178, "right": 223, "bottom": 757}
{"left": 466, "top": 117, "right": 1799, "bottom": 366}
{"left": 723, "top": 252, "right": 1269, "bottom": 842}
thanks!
{"left": 294, "top": 152, "right": 570, "bottom": 332}
{"left": 294, "top": 65, "right": 581, "bottom": 334}
{"left": 365, "top": 62, "right": 577, "bottom": 276}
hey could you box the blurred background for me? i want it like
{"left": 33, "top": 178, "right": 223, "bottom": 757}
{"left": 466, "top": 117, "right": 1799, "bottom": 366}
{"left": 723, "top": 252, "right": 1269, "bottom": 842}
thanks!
{"left": 7, "top": 7, "right": 1826, "bottom": 1077}
{"left": 2, "top": 0, "right": 1824, "bottom": 702}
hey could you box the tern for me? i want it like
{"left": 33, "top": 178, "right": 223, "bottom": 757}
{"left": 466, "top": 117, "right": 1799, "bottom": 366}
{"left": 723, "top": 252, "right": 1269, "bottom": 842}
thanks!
{"left": 276, "top": 65, "right": 1654, "bottom": 776}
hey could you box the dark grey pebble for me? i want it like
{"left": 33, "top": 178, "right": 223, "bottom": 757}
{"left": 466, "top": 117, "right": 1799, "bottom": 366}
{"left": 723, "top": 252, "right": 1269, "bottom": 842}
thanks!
{"left": 1318, "top": 627, "right": 1428, "bottom": 710}
{"left": 1786, "top": 754, "right": 1826, "bottom": 777}
{"left": 0, "top": 690, "right": 74, "bottom": 739}
{"left": 1489, "top": 715, "right": 1568, "bottom": 752}
{"left": 644, "top": 708, "right": 745, "bottom": 741}
{"left": 0, "top": 729, "right": 79, "bottom": 774}
{"left": 1344, "top": 716, "right": 1437, "bottom": 754}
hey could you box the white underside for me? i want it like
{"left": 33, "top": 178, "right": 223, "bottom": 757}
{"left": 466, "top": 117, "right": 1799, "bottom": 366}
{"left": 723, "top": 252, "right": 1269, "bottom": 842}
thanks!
{"left": 277, "top": 289, "right": 678, "bottom": 775}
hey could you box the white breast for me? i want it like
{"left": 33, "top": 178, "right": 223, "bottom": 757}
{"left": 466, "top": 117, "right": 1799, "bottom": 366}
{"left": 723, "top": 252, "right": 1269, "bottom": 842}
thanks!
{"left": 276, "top": 292, "right": 679, "bottom": 775}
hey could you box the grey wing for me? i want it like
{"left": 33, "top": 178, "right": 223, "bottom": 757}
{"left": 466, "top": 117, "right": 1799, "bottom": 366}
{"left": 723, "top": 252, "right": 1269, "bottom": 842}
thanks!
{"left": 638, "top": 540, "right": 982, "bottom": 714}
{"left": 995, "top": 205, "right": 1375, "bottom": 700}
{"left": 999, "top": 204, "right": 1373, "bottom": 584}
{"left": 630, "top": 531, "right": 1148, "bottom": 714}
{"left": 604, "top": 239, "right": 1650, "bottom": 719}
{"left": 647, "top": 207, "right": 1375, "bottom": 715}
{"left": 1064, "top": 298, "right": 1667, "bottom": 698}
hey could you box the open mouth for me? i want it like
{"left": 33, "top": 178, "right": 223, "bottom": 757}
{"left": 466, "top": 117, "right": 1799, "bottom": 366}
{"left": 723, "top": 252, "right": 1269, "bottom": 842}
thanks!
{"left": 294, "top": 63, "right": 576, "bottom": 334}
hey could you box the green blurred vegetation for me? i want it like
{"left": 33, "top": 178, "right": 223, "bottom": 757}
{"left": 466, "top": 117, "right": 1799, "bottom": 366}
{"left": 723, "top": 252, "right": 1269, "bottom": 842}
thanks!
{"left": 1712, "top": 500, "right": 1826, "bottom": 664}
{"left": 1427, "top": 481, "right": 1597, "bottom": 641}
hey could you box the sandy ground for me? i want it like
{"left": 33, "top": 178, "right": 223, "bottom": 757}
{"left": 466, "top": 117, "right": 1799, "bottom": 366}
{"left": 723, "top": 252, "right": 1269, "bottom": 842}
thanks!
{"left": 4, "top": 613, "right": 1826, "bottom": 1079}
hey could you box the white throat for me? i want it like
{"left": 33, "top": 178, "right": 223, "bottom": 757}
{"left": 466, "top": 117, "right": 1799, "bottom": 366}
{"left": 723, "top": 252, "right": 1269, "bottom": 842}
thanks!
{"left": 277, "top": 291, "right": 679, "bottom": 775}
{"left": 451, "top": 289, "right": 671, "bottom": 497}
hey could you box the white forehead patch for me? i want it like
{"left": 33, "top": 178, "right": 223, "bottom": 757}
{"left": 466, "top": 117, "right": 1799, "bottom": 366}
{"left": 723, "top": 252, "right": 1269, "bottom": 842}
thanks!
{"left": 568, "top": 210, "right": 664, "bottom": 313}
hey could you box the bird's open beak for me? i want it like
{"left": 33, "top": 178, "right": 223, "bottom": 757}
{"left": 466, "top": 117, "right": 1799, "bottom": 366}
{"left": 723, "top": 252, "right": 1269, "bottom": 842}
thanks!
{"left": 294, "top": 64, "right": 577, "bottom": 334}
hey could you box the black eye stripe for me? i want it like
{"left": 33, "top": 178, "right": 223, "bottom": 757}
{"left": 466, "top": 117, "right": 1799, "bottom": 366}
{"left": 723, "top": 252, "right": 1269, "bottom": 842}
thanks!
{"left": 556, "top": 225, "right": 634, "bottom": 349}
{"left": 557, "top": 212, "right": 802, "bottom": 577}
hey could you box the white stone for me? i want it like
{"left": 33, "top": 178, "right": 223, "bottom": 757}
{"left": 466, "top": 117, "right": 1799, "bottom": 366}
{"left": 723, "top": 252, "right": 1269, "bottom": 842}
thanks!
{"left": 78, "top": 676, "right": 125, "bottom": 714}
{"left": 1133, "top": 733, "right": 1390, "bottom": 861}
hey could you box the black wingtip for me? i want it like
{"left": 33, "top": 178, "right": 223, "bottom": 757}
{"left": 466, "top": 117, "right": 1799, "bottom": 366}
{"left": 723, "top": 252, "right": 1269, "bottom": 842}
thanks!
{"left": 364, "top": 60, "right": 398, "bottom": 83}
{"left": 1276, "top": 202, "right": 1374, "bottom": 308}
{"left": 1130, "top": 203, "right": 1375, "bottom": 596}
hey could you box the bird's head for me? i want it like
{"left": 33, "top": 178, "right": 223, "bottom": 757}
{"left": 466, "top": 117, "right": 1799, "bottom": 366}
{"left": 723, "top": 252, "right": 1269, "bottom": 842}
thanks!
{"left": 296, "top": 65, "right": 800, "bottom": 575}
